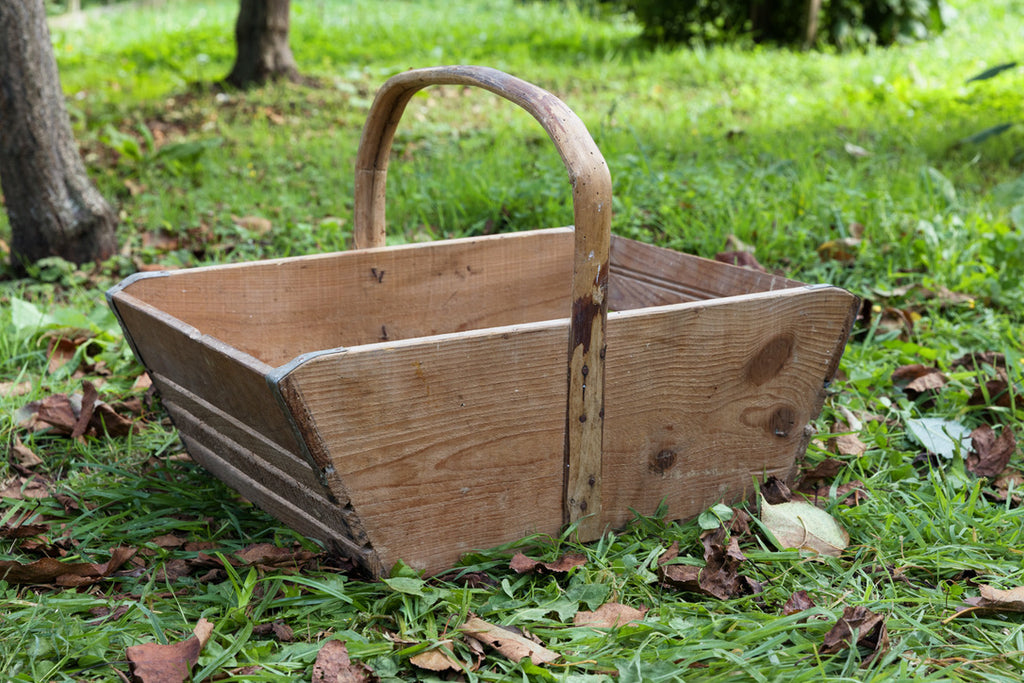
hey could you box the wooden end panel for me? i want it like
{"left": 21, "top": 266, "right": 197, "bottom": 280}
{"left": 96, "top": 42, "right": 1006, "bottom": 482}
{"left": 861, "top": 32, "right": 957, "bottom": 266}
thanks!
{"left": 609, "top": 236, "right": 805, "bottom": 310}
{"left": 601, "top": 285, "right": 859, "bottom": 526}
{"left": 114, "top": 230, "right": 575, "bottom": 367}
{"left": 109, "top": 291, "right": 300, "bottom": 452}
{"left": 282, "top": 323, "right": 569, "bottom": 576}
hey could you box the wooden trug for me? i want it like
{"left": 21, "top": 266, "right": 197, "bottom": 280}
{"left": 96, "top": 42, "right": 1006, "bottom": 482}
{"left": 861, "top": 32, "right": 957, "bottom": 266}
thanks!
{"left": 108, "top": 66, "right": 859, "bottom": 577}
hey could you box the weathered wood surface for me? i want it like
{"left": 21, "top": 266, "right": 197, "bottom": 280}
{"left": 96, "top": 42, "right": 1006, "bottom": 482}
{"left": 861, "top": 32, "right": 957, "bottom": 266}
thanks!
{"left": 276, "top": 280, "right": 857, "bottom": 574}
{"left": 353, "top": 65, "right": 611, "bottom": 541}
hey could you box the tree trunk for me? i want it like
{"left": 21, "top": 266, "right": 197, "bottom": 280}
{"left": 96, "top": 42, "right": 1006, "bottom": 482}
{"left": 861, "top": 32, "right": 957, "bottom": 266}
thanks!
{"left": 224, "top": 0, "right": 304, "bottom": 89}
{"left": 0, "top": 0, "right": 118, "bottom": 272}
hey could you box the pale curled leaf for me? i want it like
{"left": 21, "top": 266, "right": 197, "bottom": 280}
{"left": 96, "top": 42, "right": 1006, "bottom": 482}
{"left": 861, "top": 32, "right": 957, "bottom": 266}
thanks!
{"left": 759, "top": 495, "right": 849, "bottom": 557}
{"left": 460, "top": 616, "right": 558, "bottom": 665}
{"left": 409, "top": 644, "right": 462, "bottom": 672}
{"left": 573, "top": 602, "right": 648, "bottom": 628}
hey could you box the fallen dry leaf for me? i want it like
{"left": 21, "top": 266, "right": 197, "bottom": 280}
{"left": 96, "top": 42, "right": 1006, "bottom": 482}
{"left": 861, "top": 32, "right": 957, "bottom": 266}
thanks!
{"left": 409, "top": 643, "right": 463, "bottom": 673}
{"left": 253, "top": 620, "right": 295, "bottom": 642}
{"left": 573, "top": 602, "right": 648, "bottom": 628}
{"left": 0, "top": 522, "right": 49, "bottom": 540}
{"left": 817, "top": 236, "right": 861, "bottom": 262}
{"left": 760, "top": 475, "right": 793, "bottom": 505}
{"left": 10, "top": 436, "right": 44, "bottom": 468}
{"left": 968, "top": 377, "right": 1017, "bottom": 410}
{"left": 657, "top": 531, "right": 761, "bottom": 600}
{"left": 18, "top": 383, "right": 138, "bottom": 439}
{"left": 460, "top": 616, "right": 559, "bottom": 665}
{"left": 835, "top": 433, "right": 869, "bottom": 456}
{"left": 0, "top": 380, "right": 33, "bottom": 397}
{"left": 715, "top": 251, "right": 766, "bottom": 271}
{"left": 311, "top": 639, "right": 373, "bottom": 683}
{"left": 509, "top": 551, "right": 586, "bottom": 575}
{"left": 0, "top": 473, "right": 53, "bottom": 500}
{"left": 781, "top": 590, "right": 816, "bottom": 616}
{"left": 968, "top": 425, "right": 1017, "bottom": 478}
{"left": 126, "top": 618, "right": 214, "bottom": 683}
{"left": 232, "top": 214, "right": 273, "bottom": 235}
{"left": 892, "top": 364, "right": 948, "bottom": 396}
{"left": 0, "top": 546, "right": 135, "bottom": 586}
{"left": 821, "top": 605, "right": 888, "bottom": 666}
{"left": 989, "top": 469, "right": 1024, "bottom": 506}
{"left": 234, "top": 543, "right": 319, "bottom": 570}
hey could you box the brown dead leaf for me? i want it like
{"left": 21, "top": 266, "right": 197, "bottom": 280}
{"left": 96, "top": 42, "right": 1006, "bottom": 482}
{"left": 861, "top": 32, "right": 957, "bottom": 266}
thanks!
{"left": 509, "top": 551, "right": 586, "bottom": 575}
{"left": 952, "top": 351, "right": 1007, "bottom": 371}
{"left": 573, "top": 602, "right": 648, "bottom": 628}
{"left": 232, "top": 214, "right": 273, "bottom": 235}
{"left": 989, "top": 469, "right": 1024, "bottom": 506}
{"left": 760, "top": 475, "right": 793, "bottom": 505}
{"left": 946, "top": 584, "right": 1024, "bottom": 622}
{"left": 126, "top": 618, "right": 214, "bottom": 683}
{"left": 0, "top": 380, "right": 33, "bottom": 397}
{"left": 821, "top": 605, "right": 888, "bottom": 666}
{"left": 46, "top": 336, "right": 84, "bottom": 375}
{"left": 234, "top": 543, "right": 319, "bottom": 570}
{"left": 968, "top": 377, "right": 1016, "bottom": 410}
{"left": 658, "top": 531, "right": 760, "bottom": 599}
{"left": 10, "top": 436, "right": 44, "bottom": 468}
{"left": 969, "top": 584, "right": 1024, "bottom": 612}
{"left": 409, "top": 643, "right": 462, "bottom": 673}
{"left": 817, "top": 236, "right": 861, "bottom": 262}
{"left": 0, "top": 522, "right": 49, "bottom": 539}
{"left": 799, "top": 458, "right": 844, "bottom": 484}
{"left": 835, "top": 433, "right": 868, "bottom": 456}
{"left": 311, "top": 639, "right": 373, "bottom": 683}
{"left": 781, "top": 590, "right": 816, "bottom": 616}
{"left": 968, "top": 425, "right": 1017, "bottom": 478}
{"left": 253, "top": 620, "right": 294, "bottom": 642}
{"left": 1, "top": 474, "right": 53, "bottom": 500}
{"left": 892, "top": 364, "right": 947, "bottom": 395}
{"left": 460, "top": 615, "right": 559, "bottom": 665}
{"left": 715, "top": 251, "right": 766, "bottom": 271}
{"left": 799, "top": 480, "right": 870, "bottom": 508}
{"left": 0, "top": 546, "right": 135, "bottom": 587}
{"left": 17, "top": 383, "right": 138, "bottom": 439}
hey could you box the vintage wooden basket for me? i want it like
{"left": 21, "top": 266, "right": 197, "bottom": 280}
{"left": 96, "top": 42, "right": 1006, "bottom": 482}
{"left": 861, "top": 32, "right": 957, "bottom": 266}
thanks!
{"left": 108, "top": 66, "right": 859, "bottom": 577}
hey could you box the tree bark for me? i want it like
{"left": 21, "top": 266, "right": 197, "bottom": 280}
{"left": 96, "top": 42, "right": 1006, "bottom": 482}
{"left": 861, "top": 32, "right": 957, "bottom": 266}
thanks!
{"left": 0, "top": 0, "right": 118, "bottom": 272}
{"left": 224, "top": 0, "right": 304, "bottom": 89}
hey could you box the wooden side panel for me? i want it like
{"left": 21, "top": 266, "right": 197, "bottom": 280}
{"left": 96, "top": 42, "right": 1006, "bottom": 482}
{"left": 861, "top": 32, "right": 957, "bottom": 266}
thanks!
{"left": 116, "top": 229, "right": 575, "bottom": 367}
{"left": 609, "top": 236, "right": 804, "bottom": 310}
{"left": 600, "top": 285, "right": 859, "bottom": 526}
{"left": 279, "top": 323, "right": 569, "bottom": 576}
{"left": 156, "top": 375, "right": 377, "bottom": 569}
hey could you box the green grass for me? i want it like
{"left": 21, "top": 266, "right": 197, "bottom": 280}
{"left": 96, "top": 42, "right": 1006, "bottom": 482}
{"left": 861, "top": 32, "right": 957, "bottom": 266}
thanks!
{"left": 2, "top": 0, "right": 1024, "bottom": 679}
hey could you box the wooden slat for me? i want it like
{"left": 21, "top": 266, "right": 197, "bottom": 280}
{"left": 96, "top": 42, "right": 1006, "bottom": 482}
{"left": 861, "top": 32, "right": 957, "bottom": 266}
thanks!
{"left": 113, "top": 229, "right": 574, "bottom": 368}
{"left": 174, "top": 431, "right": 380, "bottom": 575}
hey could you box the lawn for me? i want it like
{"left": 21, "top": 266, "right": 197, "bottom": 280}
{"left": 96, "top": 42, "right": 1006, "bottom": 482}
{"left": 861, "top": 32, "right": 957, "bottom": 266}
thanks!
{"left": 2, "top": 0, "right": 1023, "bottom": 680}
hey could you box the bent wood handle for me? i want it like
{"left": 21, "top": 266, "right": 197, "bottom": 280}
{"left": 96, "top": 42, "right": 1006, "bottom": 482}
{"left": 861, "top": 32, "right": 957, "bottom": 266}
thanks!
{"left": 353, "top": 65, "right": 610, "bottom": 540}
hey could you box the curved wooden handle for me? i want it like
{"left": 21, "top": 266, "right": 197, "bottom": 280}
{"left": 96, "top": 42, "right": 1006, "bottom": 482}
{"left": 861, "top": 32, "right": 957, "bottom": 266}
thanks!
{"left": 353, "top": 66, "right": 610, "bottom": 539}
